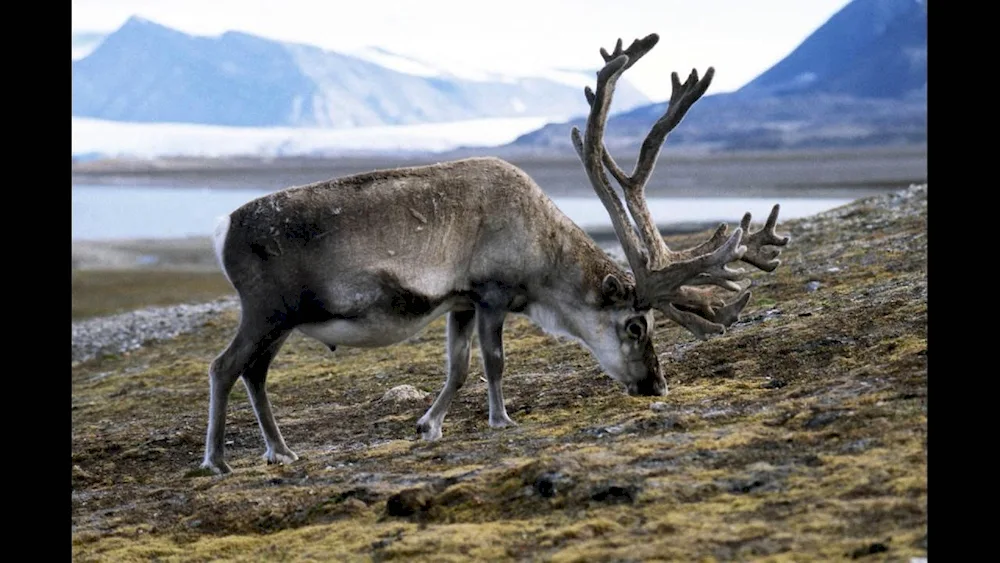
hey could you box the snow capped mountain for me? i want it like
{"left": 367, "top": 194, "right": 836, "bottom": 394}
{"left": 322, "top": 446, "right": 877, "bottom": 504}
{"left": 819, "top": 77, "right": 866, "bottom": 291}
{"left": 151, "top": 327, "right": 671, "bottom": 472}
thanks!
{"left": 72, "top": 31, "right": 106, "bottom": 60}
{"left": 71, "top": 17, "right": 651, "bottom": 130}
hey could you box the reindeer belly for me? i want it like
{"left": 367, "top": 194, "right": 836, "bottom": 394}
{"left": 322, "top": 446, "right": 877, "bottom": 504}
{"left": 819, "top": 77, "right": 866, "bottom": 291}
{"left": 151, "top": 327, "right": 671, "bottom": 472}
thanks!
{"left": 297, "top": 298, "right": 464, "bottom": 348}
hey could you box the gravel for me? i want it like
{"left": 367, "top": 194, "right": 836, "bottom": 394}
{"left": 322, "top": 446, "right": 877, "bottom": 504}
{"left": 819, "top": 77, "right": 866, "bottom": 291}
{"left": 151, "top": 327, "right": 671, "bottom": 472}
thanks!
{"left": 71, "top": 297, "right": 238, "bottom": 364}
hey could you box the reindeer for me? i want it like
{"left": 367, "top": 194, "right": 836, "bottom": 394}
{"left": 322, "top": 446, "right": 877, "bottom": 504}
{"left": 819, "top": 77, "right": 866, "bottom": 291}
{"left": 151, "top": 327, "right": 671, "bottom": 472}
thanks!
{"left": 201, "top": 33, "right": 789, "bottom": 474}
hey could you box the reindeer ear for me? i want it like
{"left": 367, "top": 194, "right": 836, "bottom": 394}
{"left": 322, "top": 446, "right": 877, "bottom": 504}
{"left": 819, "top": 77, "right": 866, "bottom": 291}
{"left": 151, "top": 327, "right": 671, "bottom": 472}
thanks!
{"left": 602, "top": 274, "right": 629, "bottom": 304}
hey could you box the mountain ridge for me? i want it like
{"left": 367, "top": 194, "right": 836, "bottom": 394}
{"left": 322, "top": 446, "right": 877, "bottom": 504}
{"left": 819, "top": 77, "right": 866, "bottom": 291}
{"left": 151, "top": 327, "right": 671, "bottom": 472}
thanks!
{"left": 497, "top": 0, "right": 926, "bottom": 155}
{"left": 736, "top": 0, "right": 926, "bottom": 99}
{"left": 71, "top": 17, "right": 650, "bottom": 129}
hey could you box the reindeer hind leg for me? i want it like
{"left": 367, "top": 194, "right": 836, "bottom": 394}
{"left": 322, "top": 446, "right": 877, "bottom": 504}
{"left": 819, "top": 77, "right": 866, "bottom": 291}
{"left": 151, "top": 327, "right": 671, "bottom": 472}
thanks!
{"left": 201, "top": 303, "right": 293, "bottom": 474}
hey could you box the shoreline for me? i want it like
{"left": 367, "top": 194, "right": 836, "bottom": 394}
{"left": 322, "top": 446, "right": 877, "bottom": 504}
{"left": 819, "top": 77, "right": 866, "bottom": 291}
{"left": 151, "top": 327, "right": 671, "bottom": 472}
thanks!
{"left": 71, "top": 144, "right": 927, "bottom": 174}
{"left": 72, "top": 145, "right": 927, "bottom": 198}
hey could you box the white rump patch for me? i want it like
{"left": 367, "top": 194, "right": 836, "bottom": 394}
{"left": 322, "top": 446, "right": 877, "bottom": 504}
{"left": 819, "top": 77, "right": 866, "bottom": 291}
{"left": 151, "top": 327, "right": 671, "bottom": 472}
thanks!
{"left": 212, "top": 214, "right": 232, "bottom": 284}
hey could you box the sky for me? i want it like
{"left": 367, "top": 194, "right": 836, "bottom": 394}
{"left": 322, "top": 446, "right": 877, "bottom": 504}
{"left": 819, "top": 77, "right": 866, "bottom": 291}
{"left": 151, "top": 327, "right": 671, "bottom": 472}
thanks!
{"left": 72, "top": 0, "right": 853, "bottom": 99}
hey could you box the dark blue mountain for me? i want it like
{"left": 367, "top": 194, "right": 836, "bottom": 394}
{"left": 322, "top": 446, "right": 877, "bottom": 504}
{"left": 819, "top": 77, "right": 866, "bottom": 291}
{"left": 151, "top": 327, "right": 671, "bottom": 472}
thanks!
{"left": 504, "top": 0, "right": 927, "bottom": 153}
{"left": 737, "top": 0, "right": 926, "bottom": 99}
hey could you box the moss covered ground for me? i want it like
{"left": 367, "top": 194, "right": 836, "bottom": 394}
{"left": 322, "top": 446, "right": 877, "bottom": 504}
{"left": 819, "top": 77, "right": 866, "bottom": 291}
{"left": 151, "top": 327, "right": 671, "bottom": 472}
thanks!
{"left": 71, "top": 186, "right": 927, "bottom": 561}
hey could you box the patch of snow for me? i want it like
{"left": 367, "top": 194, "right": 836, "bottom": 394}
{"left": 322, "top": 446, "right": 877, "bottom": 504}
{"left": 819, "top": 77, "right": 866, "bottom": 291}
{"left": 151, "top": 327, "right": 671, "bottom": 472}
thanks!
{"left": 72, "top": 45, "right": 97, "bottom": 60}
{"left": 793, "top": 72, "right": 818, "bottom": 85}
{"left": 350, "top": 47, "right": 443, "bottom": 77}
{"left": 289, "top": 95, "right": 304, "bottom": 123}
{"left": 349, "top": 47, "right": 511, "bottom": 82}
{"left": 529, "top": 68, "right": 597, "bottom": 88}
{"left": 72, "top": 32, "right": 107, "bottom": 60}
{"left": 71, "top": 115, "right": 573, "bottom": 159}
{"left": 348, "top": 47, "right": 600, "bottom": 89}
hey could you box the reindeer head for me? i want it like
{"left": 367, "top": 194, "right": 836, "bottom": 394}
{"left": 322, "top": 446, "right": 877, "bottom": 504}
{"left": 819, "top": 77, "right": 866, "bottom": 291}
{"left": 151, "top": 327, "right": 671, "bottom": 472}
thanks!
{"left": 589, "top": 271, "right": 665, "bottom": 396}
{"left": 572, "top": 34, "right": 790, "bottom": 392}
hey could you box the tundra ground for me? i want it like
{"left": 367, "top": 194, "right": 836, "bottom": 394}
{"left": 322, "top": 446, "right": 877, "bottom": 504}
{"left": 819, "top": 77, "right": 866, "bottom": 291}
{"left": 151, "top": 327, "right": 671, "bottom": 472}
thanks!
{"left": 71, "top": 186, "right": 927, "bottom": 562}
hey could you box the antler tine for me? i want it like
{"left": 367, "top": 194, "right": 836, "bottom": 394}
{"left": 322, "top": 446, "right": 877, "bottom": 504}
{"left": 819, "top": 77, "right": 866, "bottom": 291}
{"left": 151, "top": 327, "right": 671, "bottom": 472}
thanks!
{"left": 643, "top": 203, "right": 787, "bottom": 335}
{"left": 637, "top": 203, "right": 786, "bottom": 336}
{"left": 641, "top": 227, "right": 748, "bottom": 305}
{"left": 663, "top": 285, "right": 754, "bottom": 339}
{"left": 600, "top": 34, "right": 660, "bottom": 71}
{"left": 661, "top": 304, "right": 725, "bottom": 341}
{"left": 667, "top": 285, "right": 754, "bottom": 335}
{"left": 708, "top": 289, "right": 753, "bottom": 328}
{"left": 581, "top": 35, "right": 716, "bottom": 271}
{"left": 739, "top": 204, "right": 791, "bottom": 272}
{"left": 633, "top": 67, "right": 715, "bottom": 189}
{"left": 570, "top": 54, "right": 647, "bottom": 273}
{"left": 617, "top": 66, "right": 715, "bottom": 270}
{"left": 670, "top": 204, "right": 789, "bottom": 273}
{"left": 584, "top": 35, "right": 661, "bottom": 192}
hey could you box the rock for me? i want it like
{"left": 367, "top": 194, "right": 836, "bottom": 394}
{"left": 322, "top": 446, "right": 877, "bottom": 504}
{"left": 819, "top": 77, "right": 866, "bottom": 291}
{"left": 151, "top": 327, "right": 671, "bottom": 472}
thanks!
{"left": 804, "top": 410, "right": 842, "bottom": 429}
{"left": 385, "top": 487, "right": 433, "bottom": 516}
{"left": 841, "top": 438, "right": 877, "bottom": 454}
{"left": 806, "top": 281, "right": 822, "bottom": 292}
{"left": 533, "top": 471, "right": 575, "bottom": 498}
{"left": 722, "top": 462, "right": 787, "bottom": 494}
{"left": 850, "top": 542, "right": 889, "bottom": 558}
{"left": 650, "top": 402, "right": 668, "bottom": 412}
{"left": 342, "top": 498, "right": 368, "bottom": 511}
{"left": 590, "top": 484, "right": 639, "bottom": 504}
{"left": 379, "top": 385, "right": 429, "bottom": 403}
{"left": 534, "top": 475, "right": 557, "bottom": 498}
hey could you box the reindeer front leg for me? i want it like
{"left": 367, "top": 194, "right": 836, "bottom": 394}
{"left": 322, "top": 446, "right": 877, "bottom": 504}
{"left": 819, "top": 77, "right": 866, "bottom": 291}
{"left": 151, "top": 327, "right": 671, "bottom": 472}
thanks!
{"left": 417, "top": 310, "right": 477, "bottom": 441}
{"left": 476, "top": 308, "right": 517, "bottom": 429}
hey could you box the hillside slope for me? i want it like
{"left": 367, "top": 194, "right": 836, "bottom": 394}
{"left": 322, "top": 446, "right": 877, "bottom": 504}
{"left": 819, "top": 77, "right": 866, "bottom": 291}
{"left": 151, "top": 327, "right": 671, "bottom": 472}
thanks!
{"left": 72, "top": 185, "right": 927, "bottom": 561}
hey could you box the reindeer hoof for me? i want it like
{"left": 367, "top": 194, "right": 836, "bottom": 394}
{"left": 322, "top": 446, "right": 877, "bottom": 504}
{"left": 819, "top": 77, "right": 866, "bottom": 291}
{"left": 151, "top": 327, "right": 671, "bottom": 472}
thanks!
{"left": 200, "top": 459, "right": 233, "bottom": 475}
{"left": 416, "top": 419, "right": 442, "bottom": 441}
{"left": 489, "top": 415, "right": 518, "bottom": 429}
{"left": 264, "top": 450, "right": 299, "bottom": 465}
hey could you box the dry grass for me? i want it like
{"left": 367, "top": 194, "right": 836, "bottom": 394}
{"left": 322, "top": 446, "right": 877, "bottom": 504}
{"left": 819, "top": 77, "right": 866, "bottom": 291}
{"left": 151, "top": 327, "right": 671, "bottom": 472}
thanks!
{"left": 72, "top": 270, "right": 235, "bottom": 320}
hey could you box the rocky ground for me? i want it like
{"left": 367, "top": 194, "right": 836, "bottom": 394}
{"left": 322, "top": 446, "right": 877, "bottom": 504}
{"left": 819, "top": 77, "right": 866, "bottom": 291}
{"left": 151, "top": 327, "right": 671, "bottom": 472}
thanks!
{"left": 71, "top": 185, "right": 927, "bottom": 562}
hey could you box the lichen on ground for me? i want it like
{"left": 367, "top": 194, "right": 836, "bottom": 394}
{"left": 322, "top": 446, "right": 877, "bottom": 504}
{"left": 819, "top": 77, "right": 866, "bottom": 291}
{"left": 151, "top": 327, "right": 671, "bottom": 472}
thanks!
{"left": 71, "top": 185, "right": 927, "bottom": 562}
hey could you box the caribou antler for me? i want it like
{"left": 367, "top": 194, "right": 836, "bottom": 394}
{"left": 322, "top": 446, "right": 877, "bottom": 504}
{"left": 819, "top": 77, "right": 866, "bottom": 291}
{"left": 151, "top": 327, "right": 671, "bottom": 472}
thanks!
{"left": 670, "top": 206, "right": 789, "bottom": 270}
{"left": 572, "top": 34, "right": 790, "bottom": 339}
{"left": 740, "top": 205, "right": 790, "bottom": 271}
{"left": 571, "top": 54, "right": 647, "bottom": 273}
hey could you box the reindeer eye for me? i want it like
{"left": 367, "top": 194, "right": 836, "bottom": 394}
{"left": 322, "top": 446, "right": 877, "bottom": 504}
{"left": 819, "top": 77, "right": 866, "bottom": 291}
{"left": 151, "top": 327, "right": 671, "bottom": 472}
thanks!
{"left": 625, "top": 317, "right": 646, "bottom": 339}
